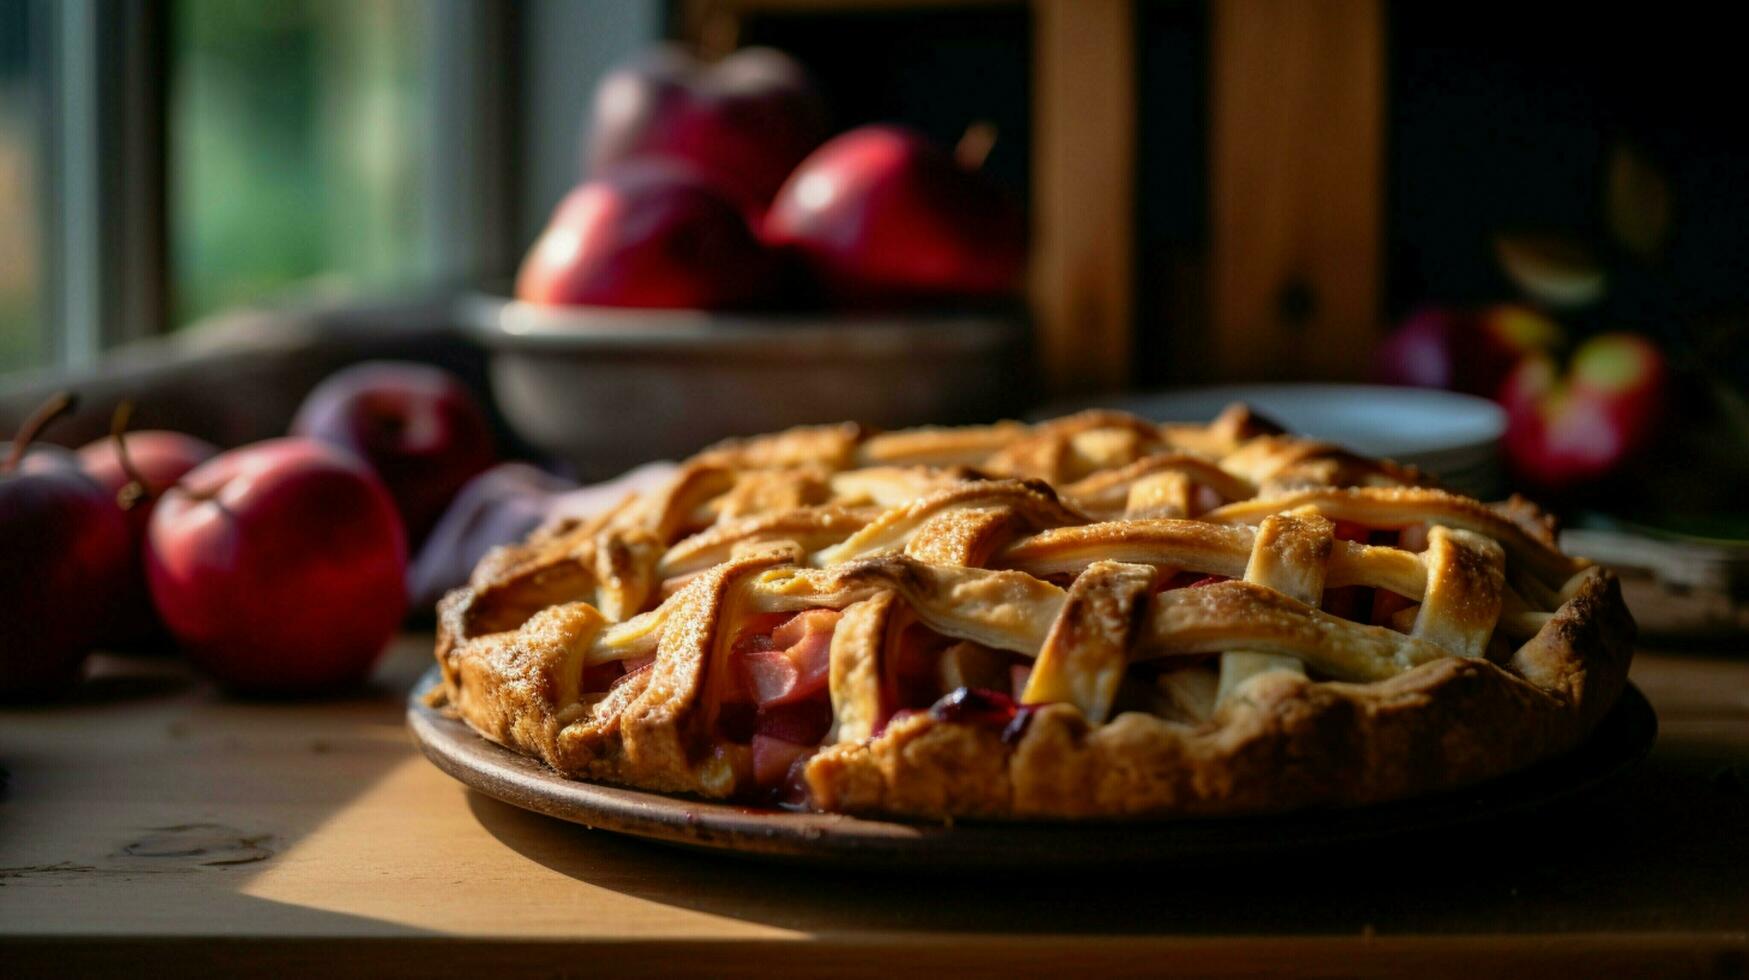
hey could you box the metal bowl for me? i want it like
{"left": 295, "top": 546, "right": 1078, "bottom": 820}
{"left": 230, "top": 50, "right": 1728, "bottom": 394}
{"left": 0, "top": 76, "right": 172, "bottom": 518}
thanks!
{"left": 460, "top": 295, "right": 1031, "bottom": 478}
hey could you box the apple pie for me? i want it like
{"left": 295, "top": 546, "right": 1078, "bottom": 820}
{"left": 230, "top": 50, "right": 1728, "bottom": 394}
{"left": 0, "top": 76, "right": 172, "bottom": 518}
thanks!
{"left": 430, "top": 405, "right": 1634, "bottom": 818}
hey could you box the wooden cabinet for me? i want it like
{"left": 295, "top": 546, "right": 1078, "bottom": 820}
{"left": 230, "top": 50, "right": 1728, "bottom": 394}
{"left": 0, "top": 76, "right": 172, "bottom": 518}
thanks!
{"left": 683, "top": 0, "right": 1387, "bottom": 393}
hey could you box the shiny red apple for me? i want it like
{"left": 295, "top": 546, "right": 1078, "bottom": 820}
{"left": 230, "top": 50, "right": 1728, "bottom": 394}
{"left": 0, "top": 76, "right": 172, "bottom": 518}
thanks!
{"left": 1, "top": 398, "right": 132, "bottom": 699}
{"left": 145, "top": 438, "right": 407, "bottom": 695}
{"left": 77, "top": 429, "right": 220, "bottom": 648}
{"left": 291, "top": 362, "right": 496, "bottom": 546}
{"left": 1499, "top": 332, "right": 1668, "bottom": 493}
{"left": 586, "top": 45, "right": 828, "bottom": 212}
{"left": 516, "top": 166, "right": 777, "bottom": 309}
{"left": 1374, "top": 304, "right": 1563, "bottom": 397}
{"left": 763, "top": 124, "right": 1026, "bottom": 305}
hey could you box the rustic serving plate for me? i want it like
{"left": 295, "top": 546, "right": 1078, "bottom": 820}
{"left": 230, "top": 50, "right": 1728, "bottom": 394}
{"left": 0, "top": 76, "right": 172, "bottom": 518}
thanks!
{"left": 408, "top": 667, "right": 1656, "bottom": 871}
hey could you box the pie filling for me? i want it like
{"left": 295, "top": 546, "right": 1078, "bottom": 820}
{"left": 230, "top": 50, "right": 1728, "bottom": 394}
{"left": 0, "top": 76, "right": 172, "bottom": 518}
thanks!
{"left": 581, "top": 654, "right": 656, "bottom": 694}
{"left": 708, "top": 609, "right": 838, "bottom": 803}
{"left": 697, "top": 608, "right": 1057, "bottom": 803}
{"left": 880, "top": 621, "right": 1039, "bottom": 736}
{"left": 690, "top": 521, "right": 1446, "bottom": 803}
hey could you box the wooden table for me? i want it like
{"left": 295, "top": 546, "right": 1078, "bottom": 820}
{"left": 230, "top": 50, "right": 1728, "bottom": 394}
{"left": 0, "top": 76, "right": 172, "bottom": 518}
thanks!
{"left": 4, "top": 635, "right": 1747, "bottom": 977}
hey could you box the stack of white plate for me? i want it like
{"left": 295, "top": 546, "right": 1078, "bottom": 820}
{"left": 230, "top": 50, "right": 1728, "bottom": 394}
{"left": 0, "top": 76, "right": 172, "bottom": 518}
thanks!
{"left": 1042, "top": 384, "right": 1508, "bottom": 500}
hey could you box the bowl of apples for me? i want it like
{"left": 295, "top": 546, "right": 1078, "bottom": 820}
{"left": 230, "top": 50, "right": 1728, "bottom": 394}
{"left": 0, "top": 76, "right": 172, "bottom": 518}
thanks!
{"left": 466, "top": 45, "right": 1031, "bottom": 479}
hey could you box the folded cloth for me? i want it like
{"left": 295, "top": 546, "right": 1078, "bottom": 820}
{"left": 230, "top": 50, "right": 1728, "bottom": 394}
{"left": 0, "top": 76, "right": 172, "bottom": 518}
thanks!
{"left": 408, "top": 460, "right": 676, "bottom": 611}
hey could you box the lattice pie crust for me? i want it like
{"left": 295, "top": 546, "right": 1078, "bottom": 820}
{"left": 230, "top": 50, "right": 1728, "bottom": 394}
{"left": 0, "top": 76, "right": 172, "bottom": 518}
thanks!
{"left": 432, "top": 407, "right": 1635, "bottom": 818}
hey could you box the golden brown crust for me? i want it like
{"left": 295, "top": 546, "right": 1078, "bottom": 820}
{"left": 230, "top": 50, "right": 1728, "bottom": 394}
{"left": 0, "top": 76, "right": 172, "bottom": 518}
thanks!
{"left": 806, "top": 571, "right": 1633, "bottom": 817}
{"left": 433, "top": 405, "right": 1636, "bottom": 820}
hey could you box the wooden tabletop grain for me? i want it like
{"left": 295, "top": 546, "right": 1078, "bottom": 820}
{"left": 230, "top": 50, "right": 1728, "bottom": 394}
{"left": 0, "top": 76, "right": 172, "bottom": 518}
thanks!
{"left": 3, "top": 634, "right": 1746, "bottom": 977}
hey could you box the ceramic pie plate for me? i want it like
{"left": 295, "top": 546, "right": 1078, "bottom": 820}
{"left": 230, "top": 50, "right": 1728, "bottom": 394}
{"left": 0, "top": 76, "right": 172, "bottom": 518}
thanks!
{"left": 408, "top": 667, "right": 1656, "bottom": 871}
{"left": 1042, "top": 385, "right": 1508, "bottom": 499}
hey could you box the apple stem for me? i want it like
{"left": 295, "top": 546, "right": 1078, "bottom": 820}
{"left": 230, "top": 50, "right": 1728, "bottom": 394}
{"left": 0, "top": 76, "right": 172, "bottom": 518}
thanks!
{"left": 955, "top": 121, "right": 998, "bottom": 171}
{"left": 109, "top": 400, "right": 151, "bottom": 511}
{"left": 3, "top": 391, "right": 76, "bottom": 473}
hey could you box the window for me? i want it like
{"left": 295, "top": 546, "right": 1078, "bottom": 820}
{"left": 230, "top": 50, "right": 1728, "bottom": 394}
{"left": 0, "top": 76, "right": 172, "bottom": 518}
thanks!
{"left": 0, "top": 1, "right": 653, "bottom": 377}
{"left": 169, "top": 0, "right": 432, "bottom": 326}
{"left": 0, "top": 0, "right": 42, "bottom": 372}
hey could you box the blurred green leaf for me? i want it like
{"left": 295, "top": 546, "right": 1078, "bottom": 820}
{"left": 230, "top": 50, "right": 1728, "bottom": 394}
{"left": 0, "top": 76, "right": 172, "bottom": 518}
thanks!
{"left": 1605, "top": 142, "right": 1672, "bottom": 260}
{"left": 1494, "top": 233, "right": 1606, "bottom": 309}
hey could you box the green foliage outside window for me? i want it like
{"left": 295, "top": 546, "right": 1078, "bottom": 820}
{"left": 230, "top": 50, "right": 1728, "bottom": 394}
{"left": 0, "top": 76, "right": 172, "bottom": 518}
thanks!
{"left": 171, "top": 0, "right": 430, "bottom": 326}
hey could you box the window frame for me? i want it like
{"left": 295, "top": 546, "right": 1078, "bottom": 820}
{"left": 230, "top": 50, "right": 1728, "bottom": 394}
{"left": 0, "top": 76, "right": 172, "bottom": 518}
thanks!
{"left": 41, "top": 0, "right": 167, "bottom": 367}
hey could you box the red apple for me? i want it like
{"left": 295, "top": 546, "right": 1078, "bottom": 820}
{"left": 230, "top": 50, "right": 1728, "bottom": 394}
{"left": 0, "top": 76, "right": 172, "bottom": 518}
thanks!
{"left": 1372, "top": 307, "right": 1468, "bottom": 389}
{"left": 586, "top": 45, "right": 828, "bottom": 212}
{"left": 516, "top": 166, "right": 777, "bottom": 309}
{"left": 764, "top": 125, "right": 1027, "bottom": 305}
{"left": 291, "top": 362, "right": 496, "bottom": 546}
{"left": 1499, "top": 333, "right": 1668, "bottom": 494}
{"left": 145, "top": 438, "right": 407, "bottom": 695}
{"left": 1374, "top": 304, "right": 1563, "bottom": 397}
{"left": 77, "top": 429, "right": 220, "bottom": 648}
{"left": 1, "top": 397, "right": 132, "bottom": 699}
